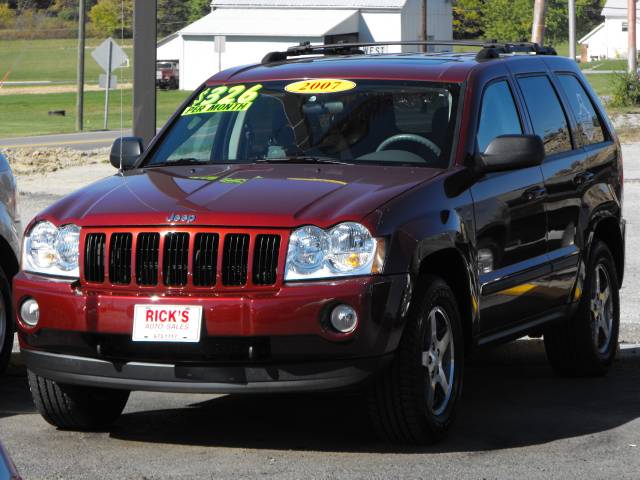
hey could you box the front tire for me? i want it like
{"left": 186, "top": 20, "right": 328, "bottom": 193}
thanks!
{"left": 368, "top": 275, "right": 464, "bottom": 444}
{"left": 28, "top": 371, "right": 130, "bottom": 430}
{"left": 544, "top": 240, "right": 620, "bottom": 376}
{"left": 0, "top": 267, "right": 13, "bottom": 374}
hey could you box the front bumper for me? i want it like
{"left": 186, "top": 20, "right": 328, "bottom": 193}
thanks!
{"left": 15, "top": 272, "right": 408, "bottom": 393}
{"left": 22, "top": 348, "right": 392, "bottom": 393}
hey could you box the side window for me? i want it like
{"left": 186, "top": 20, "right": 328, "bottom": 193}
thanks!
{"left": 557, "top": 74, "right": 606, "bottom": 146}
{"left": 517, "top": 75, "right": 572, "bottom": 156}
{"left": 476, "top": 80, "right": 523, "bottom": 153}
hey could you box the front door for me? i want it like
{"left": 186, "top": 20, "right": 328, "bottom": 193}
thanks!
{"left": 470, "top": 79, "right": 549, "bottom": 336}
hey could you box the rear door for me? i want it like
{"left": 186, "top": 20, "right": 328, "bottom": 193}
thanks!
{"left": 470, "top": 77, "right": 550, "bottom": 337}
{"left": 553, "top": 71, "right": 617, "bottom": 246}
{"left": 514, "top": 72, "right": 588, "bottom": 308}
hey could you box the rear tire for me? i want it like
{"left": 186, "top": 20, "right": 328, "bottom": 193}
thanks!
{"left": 0, "top": 267, "right": 13, "bottom": 374}
{"left": 28, "top": 370, "right": 130, "bottom": 430}
{"left": 544, "top": 240, "right": 619, "bottom": 376}
{"left": 367, "top": 275, "right": 464, "bottom": 444}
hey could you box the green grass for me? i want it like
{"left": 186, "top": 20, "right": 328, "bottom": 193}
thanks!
{"left": 581, "top": 59, "right": 627, "bottom": 71}
{"left": 0, "top": 89, "right": 189, "bottom": 138}
{"left": 583, "top": 73, "right": 617, "bottom": 97}
{"left": 0, "top": 38, "right": 132, "bottom": 84}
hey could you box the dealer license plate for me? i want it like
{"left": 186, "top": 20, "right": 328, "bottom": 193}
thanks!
{"left": 132, "top": 305, "right": 203, "bottom": 343}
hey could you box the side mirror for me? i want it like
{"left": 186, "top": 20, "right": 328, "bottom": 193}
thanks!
{"left": 110, "top": 137, "right": 144, "bottom": 170}
{"left": 476, "top": 135, "right": 545, "bottom": 174}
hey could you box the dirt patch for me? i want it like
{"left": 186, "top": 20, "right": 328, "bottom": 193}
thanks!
{"left": 1, "top": 147, "right": 109, "bottom": 176}
{"left": 0, "top": 83, "right": 132, "bottom": 96}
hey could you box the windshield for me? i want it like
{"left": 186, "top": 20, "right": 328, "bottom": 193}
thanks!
{"left": 146, "top": 79, "right": 460, "bottom": 168}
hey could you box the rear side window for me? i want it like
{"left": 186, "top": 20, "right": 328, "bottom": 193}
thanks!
{"left": 476, "top": 80, "right": 523, "bottom": 152}
{"left": 517, "top": 76, "right": 572, "bottom": 156}
{"left": 557, "top": 74, "right": 606, "bottom": 145}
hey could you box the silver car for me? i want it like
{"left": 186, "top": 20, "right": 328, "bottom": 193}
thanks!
{"left": 0, "top": 152, "right": 20, "bottom": 373}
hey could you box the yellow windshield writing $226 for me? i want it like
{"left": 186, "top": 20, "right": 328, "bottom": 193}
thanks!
{"left": 182, "top": 84, "right": 263, "bottom": 115}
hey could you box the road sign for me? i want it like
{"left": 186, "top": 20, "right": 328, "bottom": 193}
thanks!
{"left": 99, "top": 74, "right": 118, "bottom": 90}
{"left": 215, "top": 35, "right": 226, "bottom": 72}
{"left": 214, "top": 35, "right": 226, "bottom": 53}
{"left": 91, "top": 38, "right": 129, "bottom": 73}
{"left": 92, "top": 38, "right": 128, "bottom": 130}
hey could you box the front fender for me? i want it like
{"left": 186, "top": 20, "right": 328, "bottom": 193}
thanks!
{"left": 366, "top": 169, "right": 479, "bottom": 343}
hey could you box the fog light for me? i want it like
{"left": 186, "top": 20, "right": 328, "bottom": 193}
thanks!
{"left": 20, "top": 298, "right": 39, "bottom": 327}
{"left": 330, "top": 304, "right": 358, "bottom": 333}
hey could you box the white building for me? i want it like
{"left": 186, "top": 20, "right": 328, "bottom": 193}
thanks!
{"left": 157, "top": 0, "right": 453, "bottom": 90}
{"left": 579, "top": 0, "right": 640, "bottom": 61}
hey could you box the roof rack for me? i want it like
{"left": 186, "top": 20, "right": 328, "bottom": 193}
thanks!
{"left": 261, "top": 40, "right": 557, "bottom": 64}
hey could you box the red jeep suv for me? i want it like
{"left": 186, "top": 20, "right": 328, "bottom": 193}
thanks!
{"left": 14, "top": 41, "right": 625, "bottom": 444}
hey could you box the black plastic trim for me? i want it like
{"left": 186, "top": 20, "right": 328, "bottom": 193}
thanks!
{"left": 22, "top": 349, "right": 391, "bottom": 394}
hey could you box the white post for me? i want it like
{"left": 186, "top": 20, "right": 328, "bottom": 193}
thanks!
{"left": 629, "top": 0, "right": 637, "bottom": 75}
{"left": 568, "top": 0, "right": 576, "bottom": 61}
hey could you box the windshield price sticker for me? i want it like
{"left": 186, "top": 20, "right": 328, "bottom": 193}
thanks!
{"left": 285, "top": 79, "right": 356, "bottom": 94}
{"left": 182, "top": 84, "right": 263, "bottom": 115}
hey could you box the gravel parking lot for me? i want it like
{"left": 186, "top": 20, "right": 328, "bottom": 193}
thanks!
{"left": 2, "top": 145, "right": 640, "bottom": 479}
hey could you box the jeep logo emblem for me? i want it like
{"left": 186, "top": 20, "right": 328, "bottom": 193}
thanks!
{"left": 166, "top": 213, "right": 196, "bottom": 223}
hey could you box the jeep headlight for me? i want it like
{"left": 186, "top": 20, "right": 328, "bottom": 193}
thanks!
{"left": 23, "top": 221, "right": 80, "bottom": 278}
{"left": 285, "top": 222, "right": 385, "bottom": 280}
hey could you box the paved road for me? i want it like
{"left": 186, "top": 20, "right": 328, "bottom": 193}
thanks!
{"left": 2, "top": 351, "right": 640, "bottom": 479}
{"left": 0, "top": 130, "right": 131, "bottom": 151}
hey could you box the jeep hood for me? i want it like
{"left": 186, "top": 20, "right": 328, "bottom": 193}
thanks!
{"left": 39, "top": 163, "right": 442, "bottom": 229}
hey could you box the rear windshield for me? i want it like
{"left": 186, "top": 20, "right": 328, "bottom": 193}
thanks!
{"left": 146, "top": 79, "right": 460, "bottom": 168}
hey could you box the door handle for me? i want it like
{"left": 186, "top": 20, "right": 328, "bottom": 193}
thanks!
{"left": 523, "top": 186, "right": 547, "bottom": 202}
{"left": 573, "top": 171, "right": 595, "bottom": 186}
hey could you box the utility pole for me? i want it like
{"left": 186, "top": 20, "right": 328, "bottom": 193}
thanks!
{"left": 76, "top": 0, "right": 86, "bottom": 131}
{"left": 133, "top": 0, "right": 157, "bottom": 147}
{"left": 629, "top": 0, "right": 637, "bottom": 75}
{"left": 531, "top": 0, "right": 547, "bottom": 45}
{"left": 421, "top": 0, "right": 428, "bottom": 53}
{"left": 568, "top": 0, "right": 576, "bottom": 61}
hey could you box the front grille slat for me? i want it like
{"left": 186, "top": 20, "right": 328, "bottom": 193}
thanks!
{"left": 109, "top": 233, "right": 132, "bottom": 284}
{"left": 222, "top": 234, "right": 249, "bottom": 286}
{"left": 163, "top": 232, "right": 189, "bottom": 287}
{"left": 193, "top": 233, "right": 219, "bottom": 287}
{"left": 84, "top": 233, "right": 106, "bottom": 282}
{"left": 253, "top": 234, "right": 280, "bottom": 285}
{"left": 136, "top": 233, "right": 160, "bottom": 286}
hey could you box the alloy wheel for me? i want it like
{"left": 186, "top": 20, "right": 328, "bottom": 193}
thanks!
{"left": 590, "top": 263, "right": 614, "bottom": 354}
{"left": 421, "top": 306, "right": 455, "bottom": 416}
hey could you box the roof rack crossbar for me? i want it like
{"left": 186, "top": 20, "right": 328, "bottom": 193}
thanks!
{"left": 261, "top": 40, "right": 557, "bottom": 64}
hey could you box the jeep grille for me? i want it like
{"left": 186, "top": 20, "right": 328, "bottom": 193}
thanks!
{"left": 81, "top": 229, "right": 284, "bottom": 290}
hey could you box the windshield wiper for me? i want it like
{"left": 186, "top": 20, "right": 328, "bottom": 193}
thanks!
{"left": 255, "top": 156, "right": 353, "bottom": 166}
{"left": 151, "top": 158, "right": 208, "bottom": 167}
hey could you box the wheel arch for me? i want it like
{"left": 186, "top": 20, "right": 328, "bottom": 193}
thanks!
{"left": 0, "top": 235, "right": 18, "bottom": 283}
{"left": 416, "top": 248, "right": 476, "bottom": 354}
{"left": 590, "top": 215, "right": 624, "bottom": 286}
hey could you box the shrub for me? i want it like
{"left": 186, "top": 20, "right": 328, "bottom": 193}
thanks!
{"left": 89, "top": 0, "right": 132, "bottom": 37}
{"left": 0, "top": 3, "right": 15, "bottom": 29}
{"left": 611, "top": 72, "right": 640, "bottom": 107}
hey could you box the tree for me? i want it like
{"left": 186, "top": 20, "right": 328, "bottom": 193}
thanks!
{"left": 187, "top": 0, "right": 210, "bottom": 22}
{"left": 576, "top": 0, "right": 606, "bottom": 38}
{"left": 0, "top": 2, "right": 14, "bottom": 28}
{"left": 453, "top": 0, "right": 484, "bottom": 39}
{"left": 157, "top": 0, "right": 189, "bottom": 37}
{"left": 89, "top": 0, "right": 132, "bottom": 37}
{"left": 51, "top": 0, "right": 97, "bottom": 21}
{"left": 481, "top": 0, "right": 532, "bottom": 42}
